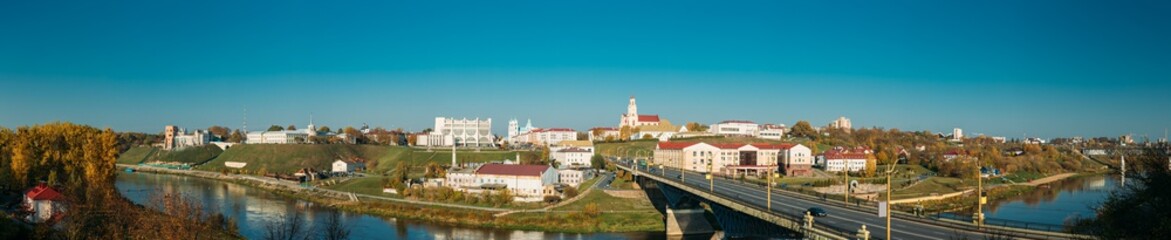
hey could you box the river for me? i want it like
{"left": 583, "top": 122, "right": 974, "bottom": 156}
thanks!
{"left": 116, "top": 172, "right": 664, "bottom": 239}
{"left": 980, "top": 174, "right": 1119, "bottom": 227}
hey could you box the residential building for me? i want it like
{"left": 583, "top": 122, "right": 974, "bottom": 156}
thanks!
{"left": 635, "top": 120, "right": 680, "bottom": 140}
{"left": 557, "top": 168, "right": 595, "bottom": 187}
{"left": 331, "top": 159, "right": 366, "bottom": 173}
{"left": 247, "top": 130, "right": 309, "bottom": 144}
{"left": 416, "top": 117, "right": 495, "bottom": 148}
{"left": 23, "top": 183, "right": 64, "bottom": 223}
{"left": 552, "top": 147, "right": 593, "bottom": 168}
{"left": 709, "top": 120, "right": 759, "bottom": 137}
{"left": 827, "top": 116, "right": 852, "bottom": 132}
{"left": 163, "top": 125, "right": 211, "bottom": 150}
{"left": 472, "top": 164, "right": 559, "bottom": 202}
{"left": 652, "top": 142, "right": 812, "bottom": 177}
{"left": 821, "top": 146, "right": 871, "bottom": 172}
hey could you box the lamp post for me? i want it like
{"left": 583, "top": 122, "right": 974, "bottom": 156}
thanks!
{"left": 975, "top": 164, "right": 985, "bottom": 227}
{"left": 844, "top": 167, "right": 850, "bottom": 205}
{"left": 885, "top": 169, "right": 897, "bottom": 240}
{"left": 768, "top": 172, "right": 780, "bottom": 211}
{"left": 707, "top": 163, "right": 714, "bottom": 192}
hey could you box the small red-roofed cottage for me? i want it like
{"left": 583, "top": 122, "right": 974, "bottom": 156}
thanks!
{"left": 23, "top": 183, "right": 65, "bottom": 223}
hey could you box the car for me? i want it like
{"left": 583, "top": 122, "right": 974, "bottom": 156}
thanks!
{"left": 807, "top": 207, "right": 828, "bottom": 217}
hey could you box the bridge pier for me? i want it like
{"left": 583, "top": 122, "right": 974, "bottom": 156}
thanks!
{"left": 665, "top": 206, "right": 714, "bottom": 236}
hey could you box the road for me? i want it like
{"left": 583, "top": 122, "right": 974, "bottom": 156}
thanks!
{"left": 625, "top": 162, "right": 990, "bottom": 240}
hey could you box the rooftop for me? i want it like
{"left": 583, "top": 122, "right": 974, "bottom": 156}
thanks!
{"left": 476, "top": 163, "right": 551, "bottom": 177}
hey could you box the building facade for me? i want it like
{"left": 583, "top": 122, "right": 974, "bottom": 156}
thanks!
{"left": 619, "top": 96, "right": 664, "bottom": 128}
{"left": 821, "top": 146, "right": 871, "bottom": 172}
{"left": 557, "top": 168, "right": 595, "bottom": 187}
{"left": 588, "top": 127, "right": 620, "bottom": 142}
{"left": 470, "top": 164, "right": 559, "bottom": 202}
{"left": 417, "top": 117, "right": 495, "bottom": 147}
{"left": 552, "top": 147, "right": 593, "bottom": 168}
{"left": 652, "top": 142, "right": 812, "bottom": 177}
{"left": 827, "top": 116, "right": 852, "bottom": 132}
{"left": 709, "top": 120, "right": 759, "bottom": 137}
{"left": 163, "top": 125, "right": 212, "bottom": 150}
{"left": 513, "top": 128, "right": 577, "bottom": 146}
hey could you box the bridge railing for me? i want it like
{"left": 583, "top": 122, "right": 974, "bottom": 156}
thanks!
{"left": 620, "top": 161, "right": 856, "bottom": 239}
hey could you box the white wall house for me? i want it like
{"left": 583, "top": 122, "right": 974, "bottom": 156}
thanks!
{"left": 822, "top": 146, "right": 871, "bottom": 172}
{"left": 653, "top": 141, "right": 812, "bottom": 177}
{"left": 759, "top": 124, "right": 786, "bottom": 140}
{"left": 557, "top": 169, "right": 595, "bottom": 187}
{"left": 164, "top": 125, "right": 212, "bottom": 150}
{"left": 514, "top": 128, "right": 577, "bottom": 146}
{"left": 552, "top": 147, "right": 593, "bottom": 168}
{"left": 472, "top": 164, "right": 559, "bottom": 202}
{"left": 23, "top": 184, "right": 64, "bottom": 223}
{"left": 331, "top": 159, "right": 366, "bottom": 173}
{"left": 247, "top": 130, "right": 309, "bottom": 144}
{"left": 588, "top": 127, "right": 620, "bottom": 142}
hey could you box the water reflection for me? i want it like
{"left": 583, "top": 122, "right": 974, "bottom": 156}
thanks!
{"left": 116, "top": 172, "right": 664, "bottom": 239}
{"left": 981, "top": 174, "right": 1117, "bottom": 226}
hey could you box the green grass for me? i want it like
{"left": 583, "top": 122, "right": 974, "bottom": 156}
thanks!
{"left": 117, "top": 146, "right": 158, "bottom": 164}
{"left": 326, "top": 177, "right": 395, "bottom": 196}
{"left": 555, "top": 188, "right": 655, "bottom": 211}
{"left": 154, "top": 145, "right": 224, "bottom": 165}
{"left": 892, "top": 177, "right": 969, "bottom": 199}
{"left": 497, "top": 211, "right": 663, "bottom": 233}
{"left": 196, "top": 144, "right": 538, "bottom": 176}
{"left": 608, "top": 177, "right": 638, "bottom": 190}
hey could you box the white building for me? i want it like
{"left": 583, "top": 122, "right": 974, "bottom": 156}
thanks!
{"left": 822, "top": 146, "right": 871, "bottom": 172}
{"left": 507, "top": 119, "right": 538, "bottom": 144}
{"left": 653, "top": 142, "right": 813, "bottom": 177}
{"left": 23, "top": 183, "right": 64, "bottom": 223}
{"left": 558, "top": 169, "right": 595, "bottom": 187}
{"left": 709, "top": 120, "right": 759, "bottom": 137}
{"left": 331, "top": 159, "right": 366, "bottom": 173}
{"left": 247, "top": 130, "right": 309, "bottom": 144}
{"left": 471, "top": 164, "right": 559, "bottom": 202}
{"left": 417, "top": 117, "right": 495, "bottom": 148}
{"left": 513, "top": 128, "right": 577, "bottom": 146}
{"left": 164, "top": 125, "right": 212, "bottom": 150}
{"left": 552, "top": 147, "right": 593, "bottom": 168}
{"left": 827, "top": 116, "right": 852, "bottom": 132}
{"left": 759, "top": 124, "right": 786, "bottom": 140}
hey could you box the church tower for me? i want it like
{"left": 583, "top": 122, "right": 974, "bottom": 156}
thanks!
{"left": 628, "top": 96, "right": 638, "bottom": 117}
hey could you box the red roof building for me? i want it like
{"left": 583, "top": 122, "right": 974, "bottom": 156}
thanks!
{"left": 24, "top": 183, "right": 65, "bottom": 223}
{"left": 476, "top": 163, "right": 552, "bottom": 177}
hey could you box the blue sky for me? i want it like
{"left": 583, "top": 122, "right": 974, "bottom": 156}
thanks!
{"left": 2, "top": 0, "right": 1169, "bottom": 140}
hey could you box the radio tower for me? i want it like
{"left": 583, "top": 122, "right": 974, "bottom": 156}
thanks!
{"left": 243, "top": 107, "right": 248, "bottom": 134}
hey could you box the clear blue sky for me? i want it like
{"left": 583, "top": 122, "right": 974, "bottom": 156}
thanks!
{"left": 2, "top": 0, "right": 1169, "bottom": 140}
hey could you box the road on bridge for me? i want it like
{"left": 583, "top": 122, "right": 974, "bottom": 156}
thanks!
{"left": 623, "top": 162, "right": 994, "bottom": 240}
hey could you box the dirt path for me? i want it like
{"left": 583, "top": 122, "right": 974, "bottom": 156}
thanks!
{"left": 1022, "top": 173, "right": 1077, "bottom": 186}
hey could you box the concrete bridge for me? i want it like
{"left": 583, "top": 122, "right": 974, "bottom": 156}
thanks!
{"left": 614, "top": 160, "right": 1091, "bottom": 240}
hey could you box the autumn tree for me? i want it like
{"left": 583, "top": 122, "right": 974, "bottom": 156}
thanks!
{"left": 228, "top": 129, "right": 245, "bottom": 143}
{"left": 618, "top": 126, "right": 633, "bottom": 141}
{"left": 207, "top": 126, "right": 231, "bottom": 139}
{"left": 685, "top": 122, "right": 709, "bottom": 132}
{"left": 864, "top": 153, "right": 878, "bottom": 177}
{"left": 790, "top": 121, "right": 817, "bottom": 138}
{"left": 591, "top": 128, "right": 605, "bottom": 140}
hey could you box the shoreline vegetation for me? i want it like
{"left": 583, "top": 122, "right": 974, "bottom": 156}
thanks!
{"left": 120, "top": 164, "right": 665, "bottom": 234}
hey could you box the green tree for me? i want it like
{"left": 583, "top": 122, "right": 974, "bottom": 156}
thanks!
{"left": 267, "top": 125, "right": 284, "bottom": 131}
{"left": 790, "top": 120, "right": 817, "bottom": 138}
{"left": 286, "top": 124, "right": 297, "bottom": 131}
{"left": 1074, "top": 146, "right": 1171, "bottom": 238}
{"left": 591, "top": 154, "right": 605, "bottom": 170}
{"left": 317, "top": 126, "right": 331, "bottom": 133}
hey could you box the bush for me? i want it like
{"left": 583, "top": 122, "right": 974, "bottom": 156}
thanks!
{"left": 543, "top": 195, "right": 561, "bottom": 204}
{"left": 563, "top": 186, "right": 580, "bottom": 199}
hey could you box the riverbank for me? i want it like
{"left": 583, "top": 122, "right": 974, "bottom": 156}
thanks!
{"left": 119, "top": 164, "right": 664, "bottom": 233}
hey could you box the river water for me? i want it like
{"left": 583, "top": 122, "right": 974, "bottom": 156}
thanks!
{"left": 116, "top": 172, "right": 664, "bottom": 240}
{"left": 980, "top": 174, "right": 1118, "bottom": 227}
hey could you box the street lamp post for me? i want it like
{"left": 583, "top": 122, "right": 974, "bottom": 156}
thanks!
{"left": 975, "top": 164, "right": 985, "bottom": 227}
{"left": 768, "top": 172, "right": 780, "bottom": 211}
{"left": 707, "top": 163, "right": 714, "bottom": 192}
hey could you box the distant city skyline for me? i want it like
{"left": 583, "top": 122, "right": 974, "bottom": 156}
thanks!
{"left": 2, "top": 0, "right": 1169, "bottom": 139}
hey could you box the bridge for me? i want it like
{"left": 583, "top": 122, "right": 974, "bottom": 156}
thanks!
{"left": 613, "top": 159, "right": 1090, "bottom": 240}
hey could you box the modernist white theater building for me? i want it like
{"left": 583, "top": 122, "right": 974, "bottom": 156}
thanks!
{"left": 417, "top": 117, "right": 495, "bottom": 148}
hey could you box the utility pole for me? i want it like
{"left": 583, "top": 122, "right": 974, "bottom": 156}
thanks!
{"left": 844, "top": 168, "right": 850, "bottom": 205}
{"left": 884, "top": 163, "right": 897, "bottom": 240}
{"left": 768, "top": 172, "right": 779, "bottom": 211}
{"left": 707, "top": 163, "right": 714, "bottom": 192}
{"left": 976, "top": 163, "right": 985, "bottom": 227}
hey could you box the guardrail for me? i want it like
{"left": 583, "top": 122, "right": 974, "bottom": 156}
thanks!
{"left": 618, "top": 163, "right": 853, "bottom": 240}
{"left": 613, "top": 159, "right": 1093, "bottom": 240}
